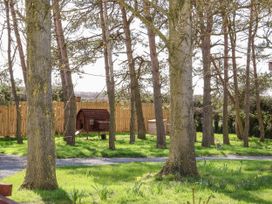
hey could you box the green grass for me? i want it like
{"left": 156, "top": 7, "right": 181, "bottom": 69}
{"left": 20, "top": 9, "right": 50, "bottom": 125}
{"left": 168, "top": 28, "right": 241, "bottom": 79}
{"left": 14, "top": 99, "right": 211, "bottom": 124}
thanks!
{"left": 1, "top": 160, "right": 272, "bottom": 203}
{"left": 0, "top": 133, "right": 271, "bottom": 158}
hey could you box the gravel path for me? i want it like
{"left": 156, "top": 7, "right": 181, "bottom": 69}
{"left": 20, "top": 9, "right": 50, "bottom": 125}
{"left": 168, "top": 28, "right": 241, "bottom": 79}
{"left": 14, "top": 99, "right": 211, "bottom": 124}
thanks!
{"left": 1, "top": 154, "right": 272, "bottom": 179}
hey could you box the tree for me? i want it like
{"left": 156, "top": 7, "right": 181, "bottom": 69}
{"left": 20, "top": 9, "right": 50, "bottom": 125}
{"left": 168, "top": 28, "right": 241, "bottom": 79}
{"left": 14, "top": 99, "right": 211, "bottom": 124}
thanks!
{"left": 196, "top": 0, "right": 215, "bottom": 147}
{"left": 10, "top": 0, "right": 27, "bottom": 86}
{"left": 53, "top": 0, "right": 77, "bottom": 146}
{"left": 144, "top": 1, "right": 166, "bottom": 148}
{"left": 120, "top": 5, "right": 137, "bottom": 143}
{"left": 100, "top": 0, "right": 116, "bottom": 150}
{"left": 228, "top": 2, "right": 244, "bottom": 140}
{"left": 243, "top": 0, "right": 255, "bottom": 148}
{"left": 117, "top": 0, "right": 198, "bottom": 178}
{"left": 221, "top": 1, "right": 230, "bottom": 145}
{"left": 21, "top": 0, "right": 58, "bottom": 189}
{"left": 121, "top": 3, "right": 146, "bottom": 139}
{"left": 160, "top": 0, "right": 198, "bottom": 177}
{"left": 251, "top": 2, "right": 265, "bottom": 142}
{"left": 4, "top": 0, "right": 23, "bottom": 144}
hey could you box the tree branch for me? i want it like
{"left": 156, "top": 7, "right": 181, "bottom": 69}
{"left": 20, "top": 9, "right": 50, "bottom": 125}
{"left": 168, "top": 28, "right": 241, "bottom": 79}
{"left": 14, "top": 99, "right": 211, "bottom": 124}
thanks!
{"left": 116, "top": 0, "right": 168, "bottom": 46}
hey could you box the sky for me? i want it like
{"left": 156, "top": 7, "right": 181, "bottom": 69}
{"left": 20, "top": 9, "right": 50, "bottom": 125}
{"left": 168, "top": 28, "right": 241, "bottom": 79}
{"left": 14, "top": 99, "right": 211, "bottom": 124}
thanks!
{"left": 70, "top": 60, "right": 204, "bottom": 95}
{"left": 71, "top": 58, "right": 107, "bottom": 93}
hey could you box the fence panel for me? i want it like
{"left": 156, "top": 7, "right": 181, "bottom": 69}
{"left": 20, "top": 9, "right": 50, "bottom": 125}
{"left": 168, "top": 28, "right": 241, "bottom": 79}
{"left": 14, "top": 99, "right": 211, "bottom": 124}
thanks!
{"left": 0, "top": 102, "right": 169, "bottom": 136}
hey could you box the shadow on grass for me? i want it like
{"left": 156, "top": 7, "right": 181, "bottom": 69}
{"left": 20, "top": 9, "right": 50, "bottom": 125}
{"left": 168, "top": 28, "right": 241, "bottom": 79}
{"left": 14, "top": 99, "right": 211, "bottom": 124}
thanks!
{"left": 100, "top": 148, "right": 147, "bottom": 157}
{"left": 34, "top": 188, "right": 72, "bottom": 204}
{"left": 227, "top": 190, "right": 272, "bottom": 204}
{"left": 58, "top": 161, "right": 272, "bottom": 203}
{"left": 196, "top": 160, "right": 272, "bottom": 204}
{"left": 61, "top": 162, "right": 160, "bottom": 184}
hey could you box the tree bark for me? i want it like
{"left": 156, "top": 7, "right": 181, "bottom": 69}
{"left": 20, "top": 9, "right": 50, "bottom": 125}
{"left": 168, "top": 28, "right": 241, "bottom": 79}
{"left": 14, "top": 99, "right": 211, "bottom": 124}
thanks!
{"left": 122, "top": 7, "right": 146, "bottom": 139}
{"left": 129, "top": 97, "right": 136, "bottom": 144}
{"left": 53, "top": 0, "right": 76, "bottom": 146}
{"left": 160, "top": 0, "right": 198, "bottom": 178}
{"left": 251, "top": 3, "right": 265, "bottom": 142}
{"left": 4, "top": 0, "right": 23, "bottom": 144}
{"left": 134, "top": 75, "right": 146, "bottom": 139}
{"left": 229, "top": 13, "right": 244, "bottom": 140}
{"left": 121, "top": 7, "right": 137, "bottom": 144}
{"left": 100, "top": 0, "right": 116, "bottom": 150}
{"left": 10, "top": 0, "right": 27, "bottom": 86}
{"left": 197, "top": 1, "right": 214, "bottom": 147}
{"left": 144, "top": 1, "right": 166, "bottom": 148}
{"left": 243, "top": 1, "right": 255, "bottom": 148}
{"left": 222, "top": 7, "right": 230, "bottom": 145}
{"left": 21, "top": 0, "right": 58, "bottom": 190}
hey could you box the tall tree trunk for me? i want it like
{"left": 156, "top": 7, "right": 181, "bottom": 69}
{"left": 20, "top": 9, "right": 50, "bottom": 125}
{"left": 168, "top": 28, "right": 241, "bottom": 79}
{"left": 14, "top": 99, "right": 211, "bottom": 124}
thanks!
{"left": 121, "top": 7, "right": 146, "bottom": 139}
{"left": 134, "top": 78, "right": 146, "bottom": 139}
{"left": 251, "top": 3, "right": 265, "bottom": 142}
{"left": 129, "top": 97, "right": 136, "bottom": 144}
{"left": 21, "top": 0, "right": 58, "bottom": 190}
{"left": 53, "top": 0, "right": 76, "bottom": 146}
{"left": 160, "top": 0, "right": 198, "bottom": 178}
{"left": 10, "top": 0, "right": 27, "bottom": 86}
{"left": 121, "top": 7, "right": 137, "bottom": 144}
{"left": 198, "top": 2, "right": 214, "bottom": 147}
{"left": 144, "top": 1, "right": 166, "bottom": 148}
{"left": 4, "top": 0, "right": 23, "bottom": 144}
{"left": 243, "top": 1, "right": 254, "bottom": 148}
{"left": 222, "top": 8, "right": 230, "bottom": 145}
{"left": 229, "top": 14, "right": 244, "bottom": 140}
{"left": 100, "top": 0, "right": 115, "bottom": 150}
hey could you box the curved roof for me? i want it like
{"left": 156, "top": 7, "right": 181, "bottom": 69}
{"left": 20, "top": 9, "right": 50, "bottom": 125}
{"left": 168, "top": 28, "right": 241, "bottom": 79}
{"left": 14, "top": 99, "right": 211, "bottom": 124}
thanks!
{"left": 77, "top": 109, "right": 109, "bottom": 120}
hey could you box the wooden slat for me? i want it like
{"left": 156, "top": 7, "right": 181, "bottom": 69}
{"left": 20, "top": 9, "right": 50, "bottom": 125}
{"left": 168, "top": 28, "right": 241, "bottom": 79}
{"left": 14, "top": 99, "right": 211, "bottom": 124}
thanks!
{"left": 0, "top": 102, "right": 170, "bottom": 136}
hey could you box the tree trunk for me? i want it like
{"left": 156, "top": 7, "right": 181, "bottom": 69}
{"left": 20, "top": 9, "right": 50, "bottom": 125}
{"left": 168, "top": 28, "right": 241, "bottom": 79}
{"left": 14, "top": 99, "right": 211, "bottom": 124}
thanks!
{"left": 130, "top": 96, "right": 136, "bottom": 144}
{"left": 144, "top": 1, "right": 166, "bottom": 148}
{"left": 121, "top": 7, "right": 137, "bottom": 144}
{"left": 53, "top": 0, "right": 76, "bottom": 146}
{"left": 222, "top": 8, "right": 230, "bottom": 145}
{"left": 134, "top": 78, "right": 146, "bottom": 139}
{"left": 160, "top": 0, "right": 198, "bottom": 178}
{"left": 229, "top": 15, "right": 244, "bottom": 140}
{"left": 4, "top": 0, "right": 23, "bottom": 144}
{"left": 243, "top": 1, "right": 255, "bottom": 148}
{"left": 198, "top": 3, "right": 214, "bottom": 147}
{"left": 10, "top": 0, "right": 27, "bottom": 86}
{"left": 120, "top": 2, "right": 146, "bottom": 139}
{"left": 121, "top": 6, "right": 146, "bottom": 140}
{"left": 251, "top": 3, "right": 265, "bottom": 142}
{"left": 192, "top": 106, "right": 197, "bottom": 142}
{"left": 21, "top": 0, "right": 58, "bottom": 190}
{"left": 100, "top": 0, "right": 116, "bottom": 150}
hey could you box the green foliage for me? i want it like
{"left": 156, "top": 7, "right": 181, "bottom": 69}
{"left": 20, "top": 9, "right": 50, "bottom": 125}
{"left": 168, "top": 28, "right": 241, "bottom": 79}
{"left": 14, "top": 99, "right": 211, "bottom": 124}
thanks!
{"left": 52, "top": 86, "right": 64, "bottom": 101}
{"left": 194, "top": 94, "right": 272, "bottom": 139}
{"left": 91, "top": 184, "right": 113, "bottom": 201}
{"left": 129, "top": 181, "right": 144, "bottom": 197}
{"left": 1, "top": 161, "right": 272, "bottom": 203}
{"left": 185, "top": 188, "right": 215, "bottom": 204}
{"left": 0, "top": 84, "right": 11, "bottom": 105}
{"left": 68, "top": 188, "right": 86, "bottom": 204}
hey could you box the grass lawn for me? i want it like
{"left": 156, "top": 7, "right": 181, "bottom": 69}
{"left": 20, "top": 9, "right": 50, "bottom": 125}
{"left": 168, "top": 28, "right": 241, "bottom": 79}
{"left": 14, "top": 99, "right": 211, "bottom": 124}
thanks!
{"left": 1, "top": 160, "right": 272, "bottom": 204}
{"left": 0, "top": 133, "right": 271, "bottom": 158}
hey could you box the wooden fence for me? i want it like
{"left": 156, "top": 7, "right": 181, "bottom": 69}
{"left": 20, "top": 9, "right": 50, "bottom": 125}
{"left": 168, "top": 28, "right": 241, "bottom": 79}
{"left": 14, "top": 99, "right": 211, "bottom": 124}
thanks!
{"left": 0, "top": 102, "right": 170, "bottom": 136}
